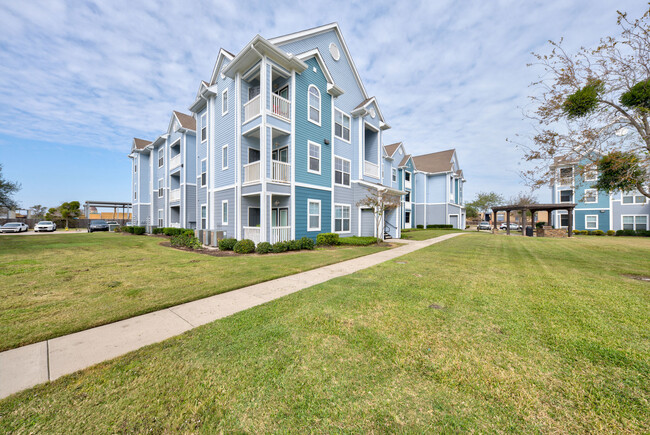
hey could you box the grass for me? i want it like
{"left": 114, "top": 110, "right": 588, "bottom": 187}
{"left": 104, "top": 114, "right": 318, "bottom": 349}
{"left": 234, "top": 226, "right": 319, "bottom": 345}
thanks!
{"left": 0, "top": 233, "right": 390, "bottom": 351}
{"left": 400, "top": 227, "right": 464, "bottom": 240}
{"left": 1, "top": 234, "right": 648, "bottom": 433}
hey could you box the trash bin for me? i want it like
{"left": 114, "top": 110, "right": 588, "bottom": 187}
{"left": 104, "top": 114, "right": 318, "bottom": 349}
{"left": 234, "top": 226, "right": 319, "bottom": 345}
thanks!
{"left": 525, "top": 226, "right": 534, "bottom": 237}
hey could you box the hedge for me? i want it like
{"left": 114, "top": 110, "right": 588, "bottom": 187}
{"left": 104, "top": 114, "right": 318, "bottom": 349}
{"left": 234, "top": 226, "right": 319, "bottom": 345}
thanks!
{"left": 616, "top": 229, "right": 650, "bottom": 237}
{"left": 233, "top": 239, "right": 256, "bottom": 254}
{"left": 338, "top": 236, "right": 378, "bottom": 246}
{"left": 272, "top": 241, "right": 289, "bottom": 253}
{"left": 218, "top": 238, "right": 238, "bottom": 251}
{"left": 132, "top": 226, "right": 146, "bottom": 235}
{"left": 426, "top": 224, "right": 453, "bottom": 229}
{"left": 255, "top": 242, "right": 273, "bottom": 254}
{"left": 170, "top": 234, "right": 202, "bottom": 249}
{"left": 299, "top": 237, "right": 315, "bottom": 250}
{"left": 316, "top": 233, "right": 340, "bottom": 246}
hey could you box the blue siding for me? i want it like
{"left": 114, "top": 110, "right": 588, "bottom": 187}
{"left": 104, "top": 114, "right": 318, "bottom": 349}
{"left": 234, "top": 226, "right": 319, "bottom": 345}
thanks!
{"left": 295, "top": 186, "right": 331, "bottom": 239}
{"left": 575, "top": 209, "right": 609, "bottom": 232}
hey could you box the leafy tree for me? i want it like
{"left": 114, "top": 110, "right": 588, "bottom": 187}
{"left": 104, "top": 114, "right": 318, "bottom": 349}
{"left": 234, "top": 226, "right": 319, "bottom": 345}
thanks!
{"left": 467, "top": 192, "right": 505, "bottom": 219}
{"left": 519, "top": 7, "right": 650, "bottom": 198}
{"left": 30, "top": 204, "right": 48, "bottom": 219}
{"left": 46, "top": 201, "right": 82, "bottom": 228}
{"left": 509, "top": 191, "right": 538, "bottom": 217}
{"left": 465, "top": 204, "right": 479, "bottom": 218}
{"left": 0, "top": 164, "right": 20, "bottom": 209}
{"left": 356, "top": 187, "right": 401, "bottom": 243}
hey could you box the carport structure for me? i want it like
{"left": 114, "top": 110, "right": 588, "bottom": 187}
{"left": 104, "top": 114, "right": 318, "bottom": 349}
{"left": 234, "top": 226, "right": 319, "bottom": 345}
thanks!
{"left": 83, "top": 201, "right": 132, "bottom": 225}
{"left": 491, "top": 203, "right": 577, "bottom": 237}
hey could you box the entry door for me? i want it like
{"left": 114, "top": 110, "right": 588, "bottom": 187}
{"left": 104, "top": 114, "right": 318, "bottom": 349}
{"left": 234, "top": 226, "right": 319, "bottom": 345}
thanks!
{"left": 272, "top": 208, "right": 288, "bottom": 227}
{"left": 404, "top": 211, "right": 411, "bottom": 229}
{"left": 360, "top": 209, "right": 375, "bottom": 237}
{"left": 450, "top": 215, "right": 459, "bottom": 229}
{"left": 272, "top": 147, "right": 288, "bottom": 163}
{"left": 275, "top": 85, "right": 289, "bottom": 99}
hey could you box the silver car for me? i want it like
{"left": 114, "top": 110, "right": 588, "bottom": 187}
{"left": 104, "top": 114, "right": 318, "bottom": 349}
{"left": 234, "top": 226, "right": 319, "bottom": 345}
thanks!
{"left": 0, "top": 222, "right": 29, "bottom": 233}
{"left": 34, "top": 221, "right": 57, "bottom": 232}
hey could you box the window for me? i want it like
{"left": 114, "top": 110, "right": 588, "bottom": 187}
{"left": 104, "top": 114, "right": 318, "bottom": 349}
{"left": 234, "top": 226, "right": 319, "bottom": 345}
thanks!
{"left": 222, "top": 145, "right": 228, "bottom": 170}
{"left": 158, "top": 179, "right": 164, "bottom": 198}
{"left": 201, "top": 113, "right": 207, "bottom": 142}
{"left": 308, "top": 200, "right": 321, "bottom": 231}
{"left": 584, "top": 189, "right": 597, "bottom": 203}
{"left": 585, "top": 215, "right": 598, "bottom": 230}
{"left": 201, "top": 205, "right": 207, "bottom": 229}
{"left": 134, "top": 162, "right": 137, "bottom": 173}
{"left": 222, "top": 89, "right": 228, "bottom": 115}
{"left": 134, "top": 187, "right": 137, "bottom": 201}
{"left": 559, "top": 190, "right": 572, "bottom": 203}
{"left": 334, "top": 204, "right": 351, "bottom": 232}
{"left": 559, "top": 167, "right": 573, "bottom": 183}
{"left": 248, "top": 208, "right": 260, "bottom": 227}
{"left": 405, "top": 211, "right": 411, "bottom": 224}
{"left": 584, "top": 167, "right": 598, "bottom": 181}
{"left": 158, "top": 148, "right": 164, "bottom": 167}
{"left": 308, "top": 141, "right": 320, "bottom": 174}
{"left": 272, "top": 147, "right": 288, "bottom": 162}
{"left": 334, "top": 157, "right": 350, "bottom": 186}
{"left": 334, "top": 109, "right": 350, "bottom": 141}
{"left": 405, "top": 171, "right": 411, "bottom": 183}
{"left": 623, "top": 215, "right": 648, "bottom": 231}
{"left": 560, "top": 213, "right": 569, "bottom": 228}
{"left": 222, "top": 200, "right": 228, "bottom": 225}
{"left": 405, "top": 191, "right": 411, "bottom": 203}
{"left": 392, "top": 168, "right": 397, "bottom": 183}
{"left": 158, "top": 209, "right": 163, "bottom": 227}
{"left": 622, "top": 193, "right": 647, "bottom": 204}
{"left": 200, "top": 159, "right": 207, "bottom": 187}
{"left": 308, "top": 85, "right": 320, "bottom": 125}
{"left": 249, "top": 148, "right": 260, "bottom": 163}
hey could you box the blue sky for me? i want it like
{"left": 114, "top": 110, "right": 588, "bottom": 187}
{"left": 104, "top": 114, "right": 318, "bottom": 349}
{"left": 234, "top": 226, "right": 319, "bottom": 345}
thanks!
{"left": 0, "top": 0, "right": 646, "bottom": 209}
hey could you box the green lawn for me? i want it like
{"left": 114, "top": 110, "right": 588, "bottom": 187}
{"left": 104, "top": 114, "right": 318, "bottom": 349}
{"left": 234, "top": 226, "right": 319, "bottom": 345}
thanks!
{"left": 2, "top": 234, "right": 648, "bottom": 433}
{"left": 400, "top": 227, "right": 464, "bottom": 240}
{"left": 0, "top": 233, "right": 390, "bottom": 351}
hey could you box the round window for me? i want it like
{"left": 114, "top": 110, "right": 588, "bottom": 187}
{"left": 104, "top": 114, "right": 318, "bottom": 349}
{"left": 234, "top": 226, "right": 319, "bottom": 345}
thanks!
{"left": 329, "top": 42, "right": 340, "bottom": 61}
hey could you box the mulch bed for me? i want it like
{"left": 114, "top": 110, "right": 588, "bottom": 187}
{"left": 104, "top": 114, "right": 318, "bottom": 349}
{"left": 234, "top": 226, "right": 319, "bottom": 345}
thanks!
{"left": 160, "top": 241, "right": 395, "bottom": 257}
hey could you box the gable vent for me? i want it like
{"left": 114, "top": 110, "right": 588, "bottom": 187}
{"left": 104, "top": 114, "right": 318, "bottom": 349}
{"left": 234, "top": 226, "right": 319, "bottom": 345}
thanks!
{"left": 329, "top": 42, "right": 340, "bottom": 61}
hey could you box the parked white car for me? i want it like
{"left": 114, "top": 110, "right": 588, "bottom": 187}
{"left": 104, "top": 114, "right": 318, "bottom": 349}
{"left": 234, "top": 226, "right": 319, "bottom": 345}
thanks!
{"left": 34, "top": 221, "right": 57, "bottom": 232}
{"left": 499, "top": 223, "right": 521, "bottom": 231}
{"left": 0, "top": 222, "right": 29, "bottom": 233}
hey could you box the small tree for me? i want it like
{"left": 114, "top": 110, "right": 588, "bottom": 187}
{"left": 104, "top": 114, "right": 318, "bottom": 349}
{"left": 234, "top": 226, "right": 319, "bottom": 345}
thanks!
{"left": 30, "top": 204, "right": 48, "bottom": 220}
{"left": 467, "top": 192, "right": 505, "bottom": 220}
{"left": 0, "top": 164, "right": 20, "bottom": 209}
{"left": 356, "top": 187, "right": 401, "bottom": 243}
{"left": 509, "top": 191, "right": 538, "bottom": 217}
{"left": 46, "top": 201, "right": 82, "bottom": 228}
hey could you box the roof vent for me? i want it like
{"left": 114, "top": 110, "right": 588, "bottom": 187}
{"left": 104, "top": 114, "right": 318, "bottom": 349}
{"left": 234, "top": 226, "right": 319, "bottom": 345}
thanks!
{"left": 329, "top": 42, "right": 340, "bottom": 61}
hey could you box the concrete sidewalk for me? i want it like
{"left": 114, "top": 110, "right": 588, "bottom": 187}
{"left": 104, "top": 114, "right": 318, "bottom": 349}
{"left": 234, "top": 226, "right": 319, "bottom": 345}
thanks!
{"left": 0, "top": 232, "right": 465, "bottom": 399}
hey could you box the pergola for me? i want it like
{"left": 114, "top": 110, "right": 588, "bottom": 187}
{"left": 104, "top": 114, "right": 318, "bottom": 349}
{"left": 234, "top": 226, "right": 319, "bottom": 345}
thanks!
{"left": 84, "top": 201, "right": 132, "bottom": 224}
{"left": 490, "top": 203, "right": 577, "bottom": 237}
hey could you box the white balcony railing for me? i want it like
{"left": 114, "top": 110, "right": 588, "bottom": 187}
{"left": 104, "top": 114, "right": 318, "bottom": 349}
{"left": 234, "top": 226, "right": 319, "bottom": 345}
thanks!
{"left": 169, "top": 222, "right": 181, "bottom": 228}
{"left": 244, "top": 95, "right": 261, "bottom": 124}
{"left": 272, "top": 160, "right": 290, "bottom": 183}
{"left": 271, "top": 94, "right": 291, "bottom": 121}
{"left": 170, "top": 154, "right": 181, "bottom": 169}
{"left": 243, "top": 161, "right": 261, "bottom": 184}
{"left": 271, "top": 226, "right": 290, "bottom": 244}
{"left": 364, "top": 161, "right": 380, "bottom": 178}
{"left": 405, "top": 178, "right": 412, "bottom": 189}
{"left": 243, "top": 227, "right": 261, "bottom": 245}
{"left": 170, "top": 188, "right": 181, "bottom": 202}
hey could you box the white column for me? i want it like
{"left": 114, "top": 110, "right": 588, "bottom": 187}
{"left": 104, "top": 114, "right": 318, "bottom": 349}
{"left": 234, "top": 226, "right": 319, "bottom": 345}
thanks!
{"left": 260, "top": 59, "right": 267, "bottom": 242}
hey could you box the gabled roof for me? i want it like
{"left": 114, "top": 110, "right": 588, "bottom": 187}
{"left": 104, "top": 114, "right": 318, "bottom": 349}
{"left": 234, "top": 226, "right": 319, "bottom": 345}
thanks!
{"left": 132, "top": 138, "right": 151, "bottom": 150}
{"left": 350, "top": 96, "right": 388, "bottom": 128}
{"left": 172, "top": 111, "right": 196, "bottom": 131}
{"left": 296, "top": 48, "right": 344, "bottom": 97}
{"left": 269, "top": 22, "right": 369, "bottom": 100}
{"left": 222, "top": 35, "right": 308, "bottom": 79}
{"left": 398, "top": 154, "right": 412, "bottom": 168}
{"left": 383, "top": 142, "right": 402, "bottom": 158}
{"left": 209, "top": 48, "right": 235, "bottom": 85}
{"left": 412, "top": 149, "right": 456, "bottom": 174}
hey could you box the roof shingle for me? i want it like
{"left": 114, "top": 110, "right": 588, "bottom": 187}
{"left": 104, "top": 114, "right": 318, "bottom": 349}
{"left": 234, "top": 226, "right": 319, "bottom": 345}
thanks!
{"left": 173, "top": 111, "right": 196, "bottom": 130}
{"left": 383, "top": 142, "right": 401, "bottom": 157}
{"left": 412, "top": 149, "right": 456, "bottom": 173}
{"left": 133, "top": 138, "right": 152, "bottom": 150}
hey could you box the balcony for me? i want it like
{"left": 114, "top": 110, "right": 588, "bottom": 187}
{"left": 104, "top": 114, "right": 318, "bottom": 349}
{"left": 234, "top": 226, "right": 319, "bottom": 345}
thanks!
{"left": 170, "top": 154, "right": 181, "bottom": 170}
{"left": 244, "top": 161, "right": 261, "bottom": 184}
{"left": 364, "top": 161, "right": 380, "bottom": 178}
{"left": 272, "top": 160, "right": 290, "bottom": 183}
{"left": 405, "top": 177, "right": 412, "bottom": 189}
{"left": 271, "top": 226, "right": 290, "bottom": 243}
{"left": 243, "top": 226, "right": 261, "bottom": 244}
{"left": 271, "top": 94, "right": 291, "bottom": 121}
{"left": 170, "top": 189, "right": 181, "bottom": 202}
{"left": 244, "top": 95, "right": 261, "bottom": 124}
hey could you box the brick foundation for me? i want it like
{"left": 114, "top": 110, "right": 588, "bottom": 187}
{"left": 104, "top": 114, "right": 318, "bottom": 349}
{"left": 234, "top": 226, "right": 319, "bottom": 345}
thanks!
{"left": 536, "top": 226, "right": 567, "bottom": 238}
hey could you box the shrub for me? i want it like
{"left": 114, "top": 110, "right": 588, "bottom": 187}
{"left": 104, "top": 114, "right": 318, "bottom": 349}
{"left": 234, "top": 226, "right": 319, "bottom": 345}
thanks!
{"left": 594, "top": 230, "right": 605, "bottom": 236}
{"left": 316, "top": 232, "right": 340, "bottom": 246}
{"left": 586, "top": 230, "right": 594, "bottom": 236}
{"left": 113, "top": 226, "right": 122, "bottom": 233}
{"left": 416, "top": 224, "right": 424, "bottom": 229}
{"left": 233, "top": 239, "right": 256, "bottom": 254}
{"left": 426, "top": 224, "right": 453, "bottom": 229}
{"left": 616, "top": 230, "right": 625, "bottom": 236}
{"left": 338, "top": 236, "right": 378, "bottom": 246}
{"left": 163, "top": 227, "right": 184, "bottom": 237}
{"left": 536, "top": 221, "right": 546, "bottom": 228}
{"left": 287, "top": 240, "right": 302, "bottom": 251}
{"left": 170, "top": 234, "right": 202, "bottom": 249}
{"left": 573, "top": 230, "right": 580, "bottom": 235}
{"left": 623, "top": 229, "right": 636, "bottom": 236}
{"left": 256, "top": 242, "right": 273, "bottom": 254}
{"left": 152, "top": 228, "right": 164, "bottom": 235}
{"left": 607, "top": 230, "right": 615, "bottom": 236}
{"left": 272, "top": 241, "right": 289, "bottom": 253}
{"left": 132, "top": 226, "right": 146, "bottom": 235}
{"left": 299, "top": 237, "right": 315, "bottom": 250}
{"left": 182, "top": 229, "right": 195, "bottom": 237}
{"left": 219, "top": 238, "right": 237, "bottom": 251}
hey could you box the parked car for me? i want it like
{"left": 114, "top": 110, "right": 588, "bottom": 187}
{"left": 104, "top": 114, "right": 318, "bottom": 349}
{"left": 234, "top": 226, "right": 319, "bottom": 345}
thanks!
{"left": 499, "top": 223, "right": 521, "bottom": 231}
{"left": 0, "top": 222, "right": 29, "bottom": 233}
{"left": 477, "top": 221, "right": 491, "bottom": 231}
{"left": 88, "top": 219, "right": 110, "bottom": 233}
{"left": 34, "top": 221, "right": 56, "bottom": 232}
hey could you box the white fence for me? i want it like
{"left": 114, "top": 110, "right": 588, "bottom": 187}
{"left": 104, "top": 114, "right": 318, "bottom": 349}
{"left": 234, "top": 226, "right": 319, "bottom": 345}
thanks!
{"left": 364, "top": 161, "right": 380, "bottom": 178}
{"left": 243, "top": 161, "right": 261, "bottom": 184}
{"left": 272, "top": 161, "right": 290, "bottom": 183}
{"left": 244, "top": 95, "right": 261, "bottom": 123}
{"left": 271, "top": 94, "right": 291, "bottom": 121}
{"left": 271, "top": 226, "right": 291, "bottom": 243}
{"left": 169, "top": 154, "right": 181, "bottom": 169}
{"left": 243, "top": 226, "right": 261, "bottom": 244}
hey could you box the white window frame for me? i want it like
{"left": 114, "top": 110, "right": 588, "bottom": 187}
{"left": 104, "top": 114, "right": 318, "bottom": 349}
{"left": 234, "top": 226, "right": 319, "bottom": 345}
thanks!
{"left": 200, "top": 113, "right": 207, "bottom": 143}
{"left": 222, "top": 200, "right": 228, "bottom": 225}
{"left": 307, "top": 199, "right": 321, "bottom": 232}
{"left": 583, "top": 188, "right": 597, "bottom": 203}
{"left": 334, "top": 108, "right": 350, "bottom": 142}
{"left": 334, "top": 203, "right": 351, "bottom": 233}
{"left": 134, "top": 186, "right": 137, "bottom": 201}
{"left": 158, "top": 147, "right": 164, "bottom": 168}
{"left": 200, "top": 159, "right": 207, "bottom": 187}
{"left": 158, "top": 209, "right": 163, "bottom": 227}
{"left": 559, "top": 189, "right": 573, "bottom": 203}
{"left": 558, "top": 166, "right": 573, "bottom": 184}
{"left": 585, "top": 214, "right": 598, "bottom": 230}
{"left": 134, "top": 162, "right": 137, "bottom": 173}
{"left": 308, "top": 141, "right": 321, "bottom": 175}
{"left": 334, "top": 156, "right": 351, "bottom": 187}
{"left": 308, "top": 85, "right": 321, "bottom": 126}
{"left": 158, "top": 178, "right": 164, "bottom": 198}
{"left": 222, "top": 145, "right": 228, "bottom": 170}
{"left": 221, "top": 89, "right": 228, "bottom": 116}
{"left": 392, "top": 168, "right": 397, "bottom": 183}
{"left": 622, "top": 215, "right": 648, "bottom": 231}
{"left": 201, "top": 205, "right": 207, "bottom": 229}
{"left": 622, "top": 192, "right": 647, "bottom": 204}
{"left": 584, "top": 167, "right": 598, "bottom": 181}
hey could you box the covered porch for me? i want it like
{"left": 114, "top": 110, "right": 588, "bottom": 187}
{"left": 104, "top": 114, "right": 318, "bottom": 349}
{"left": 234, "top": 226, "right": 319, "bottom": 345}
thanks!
{"left": 241, "top": 193, "right": 291, "bottom": 244}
